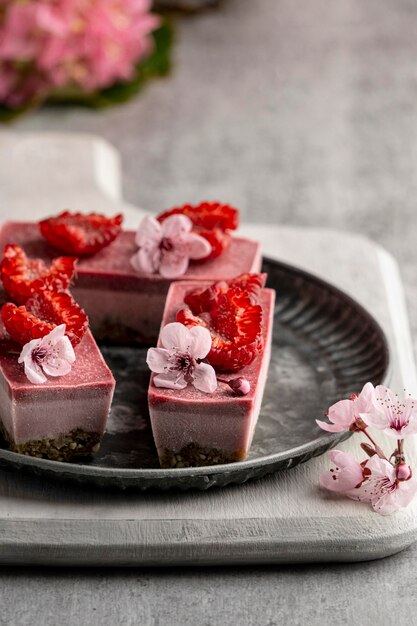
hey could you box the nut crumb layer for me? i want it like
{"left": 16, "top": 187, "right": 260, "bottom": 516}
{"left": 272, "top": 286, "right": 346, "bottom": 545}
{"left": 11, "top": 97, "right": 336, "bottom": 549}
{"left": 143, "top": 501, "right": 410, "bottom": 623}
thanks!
{"left": 158, "top": 442, "right": 246, "bottom": 468}
{"left": 0, "top": 425, "right": 102, "bottom": 461}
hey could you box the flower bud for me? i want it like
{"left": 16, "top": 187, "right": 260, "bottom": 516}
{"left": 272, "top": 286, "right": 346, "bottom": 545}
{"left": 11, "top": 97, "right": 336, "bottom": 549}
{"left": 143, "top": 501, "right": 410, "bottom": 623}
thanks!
{"left": 228, "top": 377, "right": 251, "bottom": 396}
{"left": 360, "top": 443, "right": 377, "bottom": 458}
{"left": 397, "top": 463, "right": 412, "bottom": 481}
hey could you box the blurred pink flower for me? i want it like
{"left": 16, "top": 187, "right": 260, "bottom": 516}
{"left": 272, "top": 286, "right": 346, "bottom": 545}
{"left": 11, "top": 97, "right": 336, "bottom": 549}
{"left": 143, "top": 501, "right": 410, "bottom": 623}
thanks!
{"left": 0, "top": 0, "right": 160, "bottom": 108}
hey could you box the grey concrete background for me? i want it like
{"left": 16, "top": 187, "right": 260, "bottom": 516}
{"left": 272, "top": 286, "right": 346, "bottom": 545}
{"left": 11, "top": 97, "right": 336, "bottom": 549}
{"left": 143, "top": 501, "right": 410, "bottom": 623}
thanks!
{"left": 2, "top": 0, "right": 417, "bottom": 623}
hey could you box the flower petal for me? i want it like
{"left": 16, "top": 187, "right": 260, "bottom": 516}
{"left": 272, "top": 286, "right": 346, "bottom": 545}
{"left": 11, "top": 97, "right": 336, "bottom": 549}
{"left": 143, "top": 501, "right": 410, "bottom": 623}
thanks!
{"left": 39, "top": 323, "right": 66, "bottom": 348}
{"left": 159, "top": 322, "right": 192, "bottom": 352}
{"left": 54, "top": 336, "right": 76, "bottom": 364}
{"left": 365, "top": 455, "right": 396, "bottom": 481}
{"left": 159, "top": 252, "right": 189, "bottom": 278}
{"left": 41, "top": 336, "right": 75, "bottom": 377}
{"left": 188, "top": 326, "right": 212, "bottom": 359}
{"left": 315, "top": 419, "right": 346, "bottom": 433}
{"left": 18, "top": 338, "right": 41, "bottom": 364}
{"left": 360, "top": 410, "right": 390, "bottom": 431}
{"left": 23, "top": 360, "right": 47, "bottom": 385}
{"left": 398, "top": 420, "right": 417, "bottom": 438}
{"left": 130, "top": 246, "right": 161, "bottom": 275}
{"left": 192, "top": 362, "right": 217, "bottom": 394}
{"left": 153, "top": 371, "right": 187, "bottom": 390}
{"left": 346, "top": 481, "right": 374, "bottom": 503}
{"left": 42, "top": 358, "right": 72, "bottom": 377}
{"left": 185, "top": 233, "right": 212, "bottom": 260}
{"left": 354, "top": 382, "right": 376, "bottom": 413}
{"left": 373, "top": 385, "right": 399, "bottom": 419}
{"left": 146, "top": 348, "right": 170, "bottom": 374}
{"left": 161, "top": 214, "right": 192, "bottom": 239}
{"left": 371, "top": 479, "right": 417, "bottom": 515}
{"left": 320, "top": 449, "right": 364, "bottom": 492}
{"left": 135, "top": 216, "right": 162, "bottom": 248}
{"left": 322, "top": 398, "right": 355, "bottom": 431}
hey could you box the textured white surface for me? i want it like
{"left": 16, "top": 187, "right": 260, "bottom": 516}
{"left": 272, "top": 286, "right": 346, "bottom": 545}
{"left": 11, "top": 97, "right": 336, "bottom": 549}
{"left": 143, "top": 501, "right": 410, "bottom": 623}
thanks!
{"left": 0, "top": 133, "right": 416, "bottom": 566}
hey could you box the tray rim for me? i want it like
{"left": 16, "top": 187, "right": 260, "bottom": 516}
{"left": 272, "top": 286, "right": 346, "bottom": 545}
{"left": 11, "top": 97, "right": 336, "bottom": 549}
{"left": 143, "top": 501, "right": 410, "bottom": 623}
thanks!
{"left": 0, "top": 256, "right": 391, "bottom": 488}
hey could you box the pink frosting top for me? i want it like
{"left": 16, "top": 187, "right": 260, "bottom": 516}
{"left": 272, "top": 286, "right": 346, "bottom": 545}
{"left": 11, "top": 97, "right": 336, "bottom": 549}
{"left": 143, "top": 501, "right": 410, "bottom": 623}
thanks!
{"left": 0, "top": 222, "right": 261, "bottom": 282}
{"left": 149, "top": 282, "right": 275, "bottom": 406}
{"left": 0, "top": 324, "right": 114, "bottom": 397}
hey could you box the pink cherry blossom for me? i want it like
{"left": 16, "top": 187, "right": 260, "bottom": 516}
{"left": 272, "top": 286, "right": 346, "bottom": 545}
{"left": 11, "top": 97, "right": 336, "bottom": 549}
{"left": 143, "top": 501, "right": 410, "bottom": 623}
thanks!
{"left": 360, "top": 385, "right": 417, "bottom": 439}
{"left": 316, "top": 382, "right": 375, "bottom": 433}
{"left": 350, "top": 455, "right": 417, "bottom": 515}
{"left": 131, "top": 215, "right": 211, "bottom": 278}
{"left": 147, "top": 322, "right": 217, "bottom": 393}
{"left": 18, "top": 324, "right": 76, "bottom": 385}
{"left": 0, "top": 0, "right": 160, "bottom": 108}
{"left": 320, "top": 449, "right": 365, "bottom": 492}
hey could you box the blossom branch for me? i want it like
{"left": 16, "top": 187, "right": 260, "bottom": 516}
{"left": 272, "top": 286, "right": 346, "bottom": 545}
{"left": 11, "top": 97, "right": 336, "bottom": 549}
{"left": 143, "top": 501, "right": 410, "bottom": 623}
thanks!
{"left": 317, "top": 383, "right": 417, "bottom": 515}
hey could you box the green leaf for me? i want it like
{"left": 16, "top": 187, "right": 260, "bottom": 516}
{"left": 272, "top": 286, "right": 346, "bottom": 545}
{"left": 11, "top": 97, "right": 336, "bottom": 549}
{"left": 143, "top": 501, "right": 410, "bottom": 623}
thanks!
{"left": 0, "top": 97, "right": 45, "bottom": 122}
{"left": 140, "top": 20, "right": 173, "bottom": 79}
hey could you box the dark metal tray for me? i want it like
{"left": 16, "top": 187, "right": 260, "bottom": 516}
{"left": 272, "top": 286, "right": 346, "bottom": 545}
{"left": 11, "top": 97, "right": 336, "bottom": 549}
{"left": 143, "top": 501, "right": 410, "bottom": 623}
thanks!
{"left": 0, "top": 258, "right": 390, "bottom": 490}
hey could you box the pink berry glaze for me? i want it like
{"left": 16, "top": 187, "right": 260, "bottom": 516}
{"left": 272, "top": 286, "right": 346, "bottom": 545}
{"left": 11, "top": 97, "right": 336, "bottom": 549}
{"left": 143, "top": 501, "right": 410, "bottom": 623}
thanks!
{"left": 0, "top": 319, "right": 115, "bottom": 449}
{"left": 0, "top": 222, "right": 262, "bottom": 343}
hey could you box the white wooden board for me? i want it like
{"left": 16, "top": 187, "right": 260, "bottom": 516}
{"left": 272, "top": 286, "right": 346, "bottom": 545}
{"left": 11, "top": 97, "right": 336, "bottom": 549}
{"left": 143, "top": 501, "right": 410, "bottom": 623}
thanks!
{"left": 0, "top": 133, "right": 416, "bottom": 565}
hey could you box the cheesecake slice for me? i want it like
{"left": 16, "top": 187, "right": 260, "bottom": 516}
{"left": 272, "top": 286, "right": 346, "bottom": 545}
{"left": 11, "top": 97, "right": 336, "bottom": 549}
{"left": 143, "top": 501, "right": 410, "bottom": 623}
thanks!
{"left": 148, "top": 281, "right": 275, "bottom": 468}
{"left": 0, "top": 323, "right": 115, "bottom": 461}
{"left": 0, "top": 222, "right": 262, "bottom": 344}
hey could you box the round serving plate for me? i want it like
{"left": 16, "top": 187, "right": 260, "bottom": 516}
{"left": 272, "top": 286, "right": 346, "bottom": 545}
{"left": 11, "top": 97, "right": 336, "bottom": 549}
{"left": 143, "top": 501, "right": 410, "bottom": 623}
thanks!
{"left": 0, "top": 258, "right": 390, "bottom": 491}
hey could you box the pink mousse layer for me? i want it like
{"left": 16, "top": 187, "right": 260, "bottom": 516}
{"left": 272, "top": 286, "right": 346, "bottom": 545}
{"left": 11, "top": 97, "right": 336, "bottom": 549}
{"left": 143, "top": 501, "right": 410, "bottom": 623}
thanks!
{"left": 0, "top": 324, "right": 115, "bottom": 445}
{"left": 0, "top": 222, "right": 262, "bottom": 342}
{"left": 148, "top": 282, "right": 275, "bottom": 456}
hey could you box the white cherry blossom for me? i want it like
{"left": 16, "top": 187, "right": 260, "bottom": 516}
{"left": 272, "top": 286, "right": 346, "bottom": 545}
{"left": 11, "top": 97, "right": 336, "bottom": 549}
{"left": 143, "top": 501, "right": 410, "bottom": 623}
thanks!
{"left": 147, "top": 322, "right": 217, "bottom": 393}
{"left": 360, "top": 385, "right": 417, "bottom": 439}
{"left": 18, "top": 324, "right": 76, "bottom": 385}
{"left": 131, "top": 215, "right": 211, "bottom": 278}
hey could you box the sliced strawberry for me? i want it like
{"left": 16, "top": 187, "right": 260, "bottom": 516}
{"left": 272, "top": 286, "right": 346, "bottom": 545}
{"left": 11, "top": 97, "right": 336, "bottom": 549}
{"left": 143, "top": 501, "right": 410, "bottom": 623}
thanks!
{"left": 39, "top": 211, "right": 123, "bottom": 256}
{"left": 177, "top": 286, "right": 263, "bottom": 372}
{"left": 2, "top": 291, "right": 88, "bottom": 347}
{"left": 184, "top": 273, "right": 267, "bottom": 314}
{"left": 0, "top": 244, "right": 77, "bottom": 305}
{"left": 158, "top": 202, "right": 239, "bottom": 232}
{"left": 157, "top": 202, "right": 239, "bottom": 260}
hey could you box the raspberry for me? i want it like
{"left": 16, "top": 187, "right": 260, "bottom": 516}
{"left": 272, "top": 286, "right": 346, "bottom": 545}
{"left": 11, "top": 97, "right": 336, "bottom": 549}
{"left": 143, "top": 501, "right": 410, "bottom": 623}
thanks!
{"left": 2, "top": 302, "right": 55, "bottom": 345}
{"left": 157, "top": 202, "right": 239, "bottom": 260}
{"left": 158, "top": 202, "right": 239, "bottom": 231}
{"left": 194, "top": 228, "right": 231, "bottom": 260}
{"left": 177, "top": 285, "right": 264, "bottom": 372}
{"left": 39, "top": 211, "right": 123, "bottom": 256}
{"left": 184, "top": 280, "right": 229, "bottom": 315}
{"left": 2, "top": 291, "right": 88, "bottom": 347}
{"left": 0, "top": 244, "right": 77, "bottom": 305}
{"left": 184, "top": 273, "right": 267, "bottom": 314}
